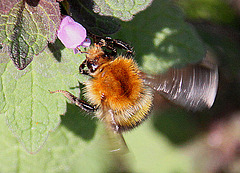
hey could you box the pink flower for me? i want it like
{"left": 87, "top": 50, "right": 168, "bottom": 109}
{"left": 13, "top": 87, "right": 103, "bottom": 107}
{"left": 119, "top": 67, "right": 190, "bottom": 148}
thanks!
{"left": 57, "top": 16, "right": 90, "bottom": 49}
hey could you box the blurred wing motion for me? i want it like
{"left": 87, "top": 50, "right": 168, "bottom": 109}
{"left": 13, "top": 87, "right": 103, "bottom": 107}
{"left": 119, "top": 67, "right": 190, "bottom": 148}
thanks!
{"left": 104, "top": 127, "right": 130, "bottom": 172}
{"left": 142, "top": 59, "right": 218, "bottom": 111}
{"left": 105, "top": 126, "right": 129, "bottom": 153}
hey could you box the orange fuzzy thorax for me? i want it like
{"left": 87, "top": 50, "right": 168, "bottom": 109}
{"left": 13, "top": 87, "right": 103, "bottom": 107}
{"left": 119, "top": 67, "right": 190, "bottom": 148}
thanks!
{"left": 87, "top": 56, "right": 141, "bottom": 108}
{"left": 86, "top": 45, "right": 105, "bottom": 60}
{"left": 85, "top": 55, "right": 153, "bottom": 131}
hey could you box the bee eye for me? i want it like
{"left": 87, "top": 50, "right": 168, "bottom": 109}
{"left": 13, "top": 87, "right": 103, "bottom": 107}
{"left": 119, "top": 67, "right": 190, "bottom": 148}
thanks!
{"left": 87, "top": 60, "right": 99, "bottom": 72}
{"left": 91, "top": 64, "right": 99, "bottom": 71}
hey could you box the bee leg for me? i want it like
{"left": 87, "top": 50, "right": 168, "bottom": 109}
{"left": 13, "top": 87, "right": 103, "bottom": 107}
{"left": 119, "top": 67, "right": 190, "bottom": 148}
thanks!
{"left": 104, "top": 37, "right": 134, "bottom": 57}
{"left": 49, "top": 90, "right": 96, "bottom": 113}
{"left": 87, "top": 32, "right": 134, "bottom": 57}
{"left": 112, "top": 39, "right": 134, "bottom": 56}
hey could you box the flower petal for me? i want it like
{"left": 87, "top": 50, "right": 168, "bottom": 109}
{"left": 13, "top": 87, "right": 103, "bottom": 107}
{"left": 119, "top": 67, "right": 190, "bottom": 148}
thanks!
{"left": 57, "top": 16, "right": 87, "bottom": 49}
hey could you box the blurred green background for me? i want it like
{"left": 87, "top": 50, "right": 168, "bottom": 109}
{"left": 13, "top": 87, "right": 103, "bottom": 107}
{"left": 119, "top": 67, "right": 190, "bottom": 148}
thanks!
{"left": 116, "top": 0, "right": 240, "bottom": 171}
{"left": 122, "top": 0, "right": 240, "bottom": 172}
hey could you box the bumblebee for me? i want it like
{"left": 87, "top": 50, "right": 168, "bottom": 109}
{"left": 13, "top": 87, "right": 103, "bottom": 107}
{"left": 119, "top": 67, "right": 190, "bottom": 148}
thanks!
{"left": 50, "top": 36, "right": 218, "bottom": 133}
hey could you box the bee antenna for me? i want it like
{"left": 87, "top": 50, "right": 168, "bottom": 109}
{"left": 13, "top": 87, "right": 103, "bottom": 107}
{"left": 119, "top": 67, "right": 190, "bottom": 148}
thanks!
{"left": 76, "top": 47, "right": 89, "bottom": 54}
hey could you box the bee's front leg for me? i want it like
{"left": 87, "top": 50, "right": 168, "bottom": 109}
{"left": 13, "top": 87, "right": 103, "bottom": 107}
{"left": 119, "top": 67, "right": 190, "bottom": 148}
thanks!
{"left": 49, "top": 90, "right": 96, "bottom": 113}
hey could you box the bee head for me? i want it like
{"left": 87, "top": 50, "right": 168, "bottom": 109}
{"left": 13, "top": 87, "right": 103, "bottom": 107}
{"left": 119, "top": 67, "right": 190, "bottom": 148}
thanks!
{"left": 79, "top": 44, "right": 112, "bottom": 74}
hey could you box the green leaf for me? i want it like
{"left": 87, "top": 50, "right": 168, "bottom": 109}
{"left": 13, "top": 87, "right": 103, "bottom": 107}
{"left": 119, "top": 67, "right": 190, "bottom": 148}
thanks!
{"left": 0, "top": 0, "right": 60, "bottom": 70}
{"left": 0, "top": 112, "right": 117, "bottom": 173}
{"left": 0, "top": 40, "right": 86, "bottom": 153}
{"left": 67, "top": 0, "right": 121, "bottom": 35}
{"left": 114, "top": 0, "right": 205, "bottom": 74}
{"left": 93, "top": 0, "right": 153, "bottom": 21}
{"left": 66, "top": 0, "right": 153, "bottom": 34}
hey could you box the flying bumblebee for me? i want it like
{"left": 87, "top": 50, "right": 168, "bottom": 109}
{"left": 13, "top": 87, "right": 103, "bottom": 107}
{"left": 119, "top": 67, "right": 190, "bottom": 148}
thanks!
{"left": 50, "top": 35, "right": 218, "bottom": 133}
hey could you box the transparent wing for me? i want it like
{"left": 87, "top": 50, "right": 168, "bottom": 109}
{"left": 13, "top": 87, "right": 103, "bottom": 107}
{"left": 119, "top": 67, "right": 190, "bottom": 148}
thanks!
{"left": 142, "top": 59, "right": 218, "bottom": 111}
{"left": 103, "top": 126, "right": 131, "bottom": 172}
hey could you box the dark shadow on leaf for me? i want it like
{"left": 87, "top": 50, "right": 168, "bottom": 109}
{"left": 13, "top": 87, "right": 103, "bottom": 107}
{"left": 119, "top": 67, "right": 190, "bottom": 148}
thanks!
{"left": 48, "top": 39, "right": 65, "bottom": 62}
{"left": 26, "top": 0, "right": 40, "bottom": 7}
{"left": 61, "top": 103, "right": 97, "bottom": 141}
{"left": 113, "top": 0, "right": 204, "bottom": 72}
{"left": 67, "top": 0, "right": 120, "bottom": 35}
{"left": 152, "top": 107, "right": 200, "bottom": 145}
